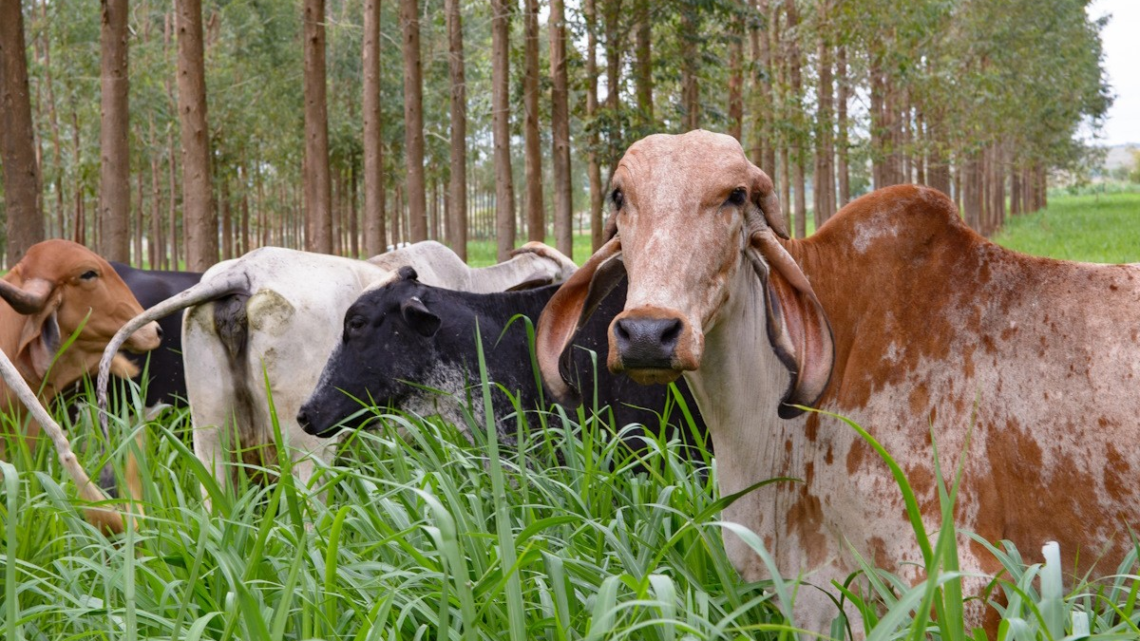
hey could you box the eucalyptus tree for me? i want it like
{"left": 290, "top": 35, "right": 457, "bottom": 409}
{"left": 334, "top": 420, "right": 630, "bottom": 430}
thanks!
{"left": 98, "top": 0, "right": 130, "bottom": 263}
{"left": 400, "top": 0, "right": 426, "bottom": 242}
{"left": 0, "top": 0, "right": 44, "bottom": 264}
{"left": 550, "top": 0, "right": 573, "bottom": 258}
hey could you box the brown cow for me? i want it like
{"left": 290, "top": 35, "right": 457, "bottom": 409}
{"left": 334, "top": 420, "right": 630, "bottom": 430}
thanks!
{"left": 0, "top": 240, "right": 162, "bottom": 531}
{"left": 537, "top": 130, "right": 1140, "bottom": 636}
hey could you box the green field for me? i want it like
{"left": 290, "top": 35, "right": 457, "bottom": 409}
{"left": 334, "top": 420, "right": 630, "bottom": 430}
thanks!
{"left": 992, "top": 192, "right": 1140, "bottom": 263}
{"left": 466, "top": 233, "right": 598, "bottom": 268}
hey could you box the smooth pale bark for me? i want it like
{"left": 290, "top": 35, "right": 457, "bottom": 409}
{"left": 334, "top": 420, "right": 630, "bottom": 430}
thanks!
{"left": 444, "top": 0, "right": 467, "bottom": 260}
{"left": 585, "top": 0, "right": 603, "bottom": 251}
{"left": 304, "top": 0, "right": 332, "bottom": 253}
{"left": 0, "top": 0, "right": 44, "bottom": 264}
{"left": 363, "top": 0, "right": 386, "bottom": 256}
{"left": 176, "top": 0, "right": 215, "bottom": 270}
{"left": 523, "top": 0, "right": 544, "bottom": 242}
{"left": 99, "top": 0, "right": 130, "bottom": 262}
{"left": 400, "top": 0, "right": 426, "bottom": 242}
{"left": 549, "top": 0, "right": 573, "bottom": 258}
{"left": 491, "top": 0, "right": 515, "bottom": 261}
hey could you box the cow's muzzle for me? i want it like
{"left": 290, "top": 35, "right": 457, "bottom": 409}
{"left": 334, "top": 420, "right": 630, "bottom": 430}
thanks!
{"left": 124, "top": 321, "right": 163, "bottom": 353}
{"left": 608, "top": 308, "right": 700, "bottom": 385}
{"left": 297, "top": 404, "right": 342, "bottom": 438}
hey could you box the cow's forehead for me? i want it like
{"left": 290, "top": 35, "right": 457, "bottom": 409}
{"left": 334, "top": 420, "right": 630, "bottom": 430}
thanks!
{"left": 20, "top": 239, "right": 106, "bottom": 280}
{"left": 616, "top": 131, "right": 751, "bottom": 198}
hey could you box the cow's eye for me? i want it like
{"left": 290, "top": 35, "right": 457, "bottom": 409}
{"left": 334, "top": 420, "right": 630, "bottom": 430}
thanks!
{"left": 346, "top": 316, "right": 367, "bottom": 336}
{"left": 80, "top": 270, "right": 98, "bottom": 281}
{"left": 727, "top": 187, "right": 747, "bottom": 207}
{"left": 611, "top": 188, "right": 624, "bottom": 211}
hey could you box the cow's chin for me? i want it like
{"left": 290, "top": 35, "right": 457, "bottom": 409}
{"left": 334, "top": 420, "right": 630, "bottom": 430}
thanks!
{"left": 623, "top": 368, "right": 684, "bottom": 386}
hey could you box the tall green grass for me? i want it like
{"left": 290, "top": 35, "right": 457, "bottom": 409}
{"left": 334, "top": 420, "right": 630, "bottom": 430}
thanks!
{"left": 2, "top": 359, "right": 1138, "bottom": 639}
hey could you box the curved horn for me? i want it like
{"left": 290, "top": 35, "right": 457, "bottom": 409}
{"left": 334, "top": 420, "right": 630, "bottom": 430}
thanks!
{"left": 0, "top": 341, "right": 128, "bottom": 533}
{"left": 0, "top": 278, "right": 54, "bottom": 315}
{"left": 96, "top": 272, "right": 249, "bottom": 437}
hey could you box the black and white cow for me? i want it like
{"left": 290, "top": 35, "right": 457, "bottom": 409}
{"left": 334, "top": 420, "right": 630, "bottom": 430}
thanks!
{"left": 297, "top": 267, "right": 709, "bottom": 461}
{"left": 109, "top": 262, "right": 202, "bottom": 406}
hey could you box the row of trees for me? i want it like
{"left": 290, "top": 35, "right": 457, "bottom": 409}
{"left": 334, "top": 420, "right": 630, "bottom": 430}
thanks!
{"left": 0, "top": 0, "right": 1110, "bottom": 269}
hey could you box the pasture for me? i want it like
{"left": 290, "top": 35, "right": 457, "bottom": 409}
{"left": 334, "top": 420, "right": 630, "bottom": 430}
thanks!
{"left": 2, "top": 193, "right": 1140, "bottom": 639}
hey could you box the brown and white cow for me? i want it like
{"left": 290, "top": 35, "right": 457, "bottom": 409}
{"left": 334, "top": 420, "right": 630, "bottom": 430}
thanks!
{"left": 537, "top": 130, "right": 1140, "bottom": 635}
{"left": 0, "top": 239, "right": 162, "bottom": 532}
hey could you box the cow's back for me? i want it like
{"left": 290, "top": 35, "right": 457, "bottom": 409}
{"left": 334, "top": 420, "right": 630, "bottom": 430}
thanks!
{"left": 798, "top": 186, "right": 1140, "bottom": 586}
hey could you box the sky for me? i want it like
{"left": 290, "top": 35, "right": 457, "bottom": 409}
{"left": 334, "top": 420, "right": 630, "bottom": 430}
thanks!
{"left": 1091, "top": 0, "right": 1140, "bottom": 146}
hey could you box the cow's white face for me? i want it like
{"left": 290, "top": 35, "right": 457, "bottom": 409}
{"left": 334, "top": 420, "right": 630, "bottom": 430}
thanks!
{"left": 605, "top": 131, "right": 777, "bottom": 383}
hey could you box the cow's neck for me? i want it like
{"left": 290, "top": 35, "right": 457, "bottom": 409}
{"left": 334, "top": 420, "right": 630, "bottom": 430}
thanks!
{"left": 682, "top": 256, "right": 803, "bottom": 579}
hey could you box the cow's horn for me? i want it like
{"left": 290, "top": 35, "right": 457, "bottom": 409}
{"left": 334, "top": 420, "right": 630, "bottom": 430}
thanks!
{"left": 96, "top": 272, "right": 249, "bottom": 439}
{"left": 0, "top": 278, "right": 54, "bottom": 315}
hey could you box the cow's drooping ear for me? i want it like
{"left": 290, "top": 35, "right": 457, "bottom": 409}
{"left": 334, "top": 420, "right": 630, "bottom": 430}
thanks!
{"left": 750, "top": 164, "right": 787, "bottom": 239}
{"left": 397, "top": 266, "right": 418, "bottom": 282}
{"left": 537, "top": 236, "right": 623, "bottom": 402}
{"left": 748, "top": 228, "right": 834, "bottom": 419}
{"left": 401, "top": 296, "right": 441, "bottom": 337}
{"left": 16, "top": 294, "right": 63, "bottom": 381}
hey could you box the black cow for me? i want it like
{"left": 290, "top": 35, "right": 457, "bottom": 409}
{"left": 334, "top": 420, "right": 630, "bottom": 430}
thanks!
{"left": 297, "top": 266, "right": 708, "bottom": 461}
{"left": 109, "top": 262, "right": 202, "bottom": 407}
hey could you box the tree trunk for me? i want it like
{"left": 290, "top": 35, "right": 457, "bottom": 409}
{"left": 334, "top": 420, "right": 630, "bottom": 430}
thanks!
{"left": 400, "top": 0, "right": 426, "bottom": 242}
{"left": 680, "top": 7, "right": 699, "bottom": 131}
{"left": 603, "top": 0, "right": 622, "bottom": 165}
{"left": 99, "top": 0, "right": 131, "bottom": 262}
{"left": 150, "top": 148, "right": 163, "bottom": 269}
{"left": 750, "top": 0, "right": 771, "bottom": 168}
{"left": 1, "top": 0, "right": 44, "bottom": 263}
{"left": 167, "top": 128, "right": 179, "bottom": 267}
{"left": 304, "top": 0, "right": 332, "bottom": 253}
{"left": 523, "top": 0, "right": 544, "bottom": 243}
{"left": 784, "top": 0, "right": 806, "bottom": 238}
{"left": 813, "top": 1, "right": 835, "bottom": 226}
{"left": 491, "top": 0, "right": 515, "bottom": 261}
{"left": 585, "top": 0, "right": 604, "bottom": 251}
{"left": 550, "top": 0, "right": 573, "bottom": 258}
{"left": 727, "top": 8, "right": 743, "bottom": 142}
{"left": 633, "top": 0, "right": 652, "bottom": 126}
{"left": 362, "top": 0, "right": 386, "bottom": 257}
{"left": 220, "top": 173, "right": 233, "bottom": 259}
{"left": 134, "top": 167, "right": 144, "bottom": 265}
{"left": 176, "top": 0, "right": 215, "bottom": 270}
{"left": 240, "top": 164, "right": 250, "bottom": 256}
{"left": 444, "top": 0, "right": 467, "bottom": 260}
{"left": 836, "top": 43, "right": 850, "bottom": 206}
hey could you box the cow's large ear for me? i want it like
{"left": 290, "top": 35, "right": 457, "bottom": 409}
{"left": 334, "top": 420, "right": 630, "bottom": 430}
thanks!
{"left": 537, "top": 236, "right": 623, "bottom": 402}
{"left": 750, "top": 164, "right": 787, "bottom": 239}
{"left": 401, "top": 296, "right": 441, "bottom": 337}
{"left": 16, "top": 294, "right": 63, "bottom": 381}
{"left": 748, "top": 228, "right": 833, "bottom": 418}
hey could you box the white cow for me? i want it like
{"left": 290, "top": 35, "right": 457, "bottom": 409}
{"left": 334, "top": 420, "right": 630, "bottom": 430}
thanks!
{"left": 99, "top": 241, "right": 575, "bottom": 502}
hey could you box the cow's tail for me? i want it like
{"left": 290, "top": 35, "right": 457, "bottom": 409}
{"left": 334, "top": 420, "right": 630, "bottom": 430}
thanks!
{"left": 96, "top": 271, "right": 250, "bottom": 441}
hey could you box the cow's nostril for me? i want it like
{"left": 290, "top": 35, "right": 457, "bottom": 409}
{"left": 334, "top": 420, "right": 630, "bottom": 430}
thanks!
{"left": 154, "top": 324, "right": 164, "bottom": 340}
{"left": 615, "top": 319, "right": 632, "bottom": 342}
{"left": 297, "top": 409, "right": 310, "bottom": 429}
{"left": 660, "top": 319, "right": 682, "bottom": 345}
